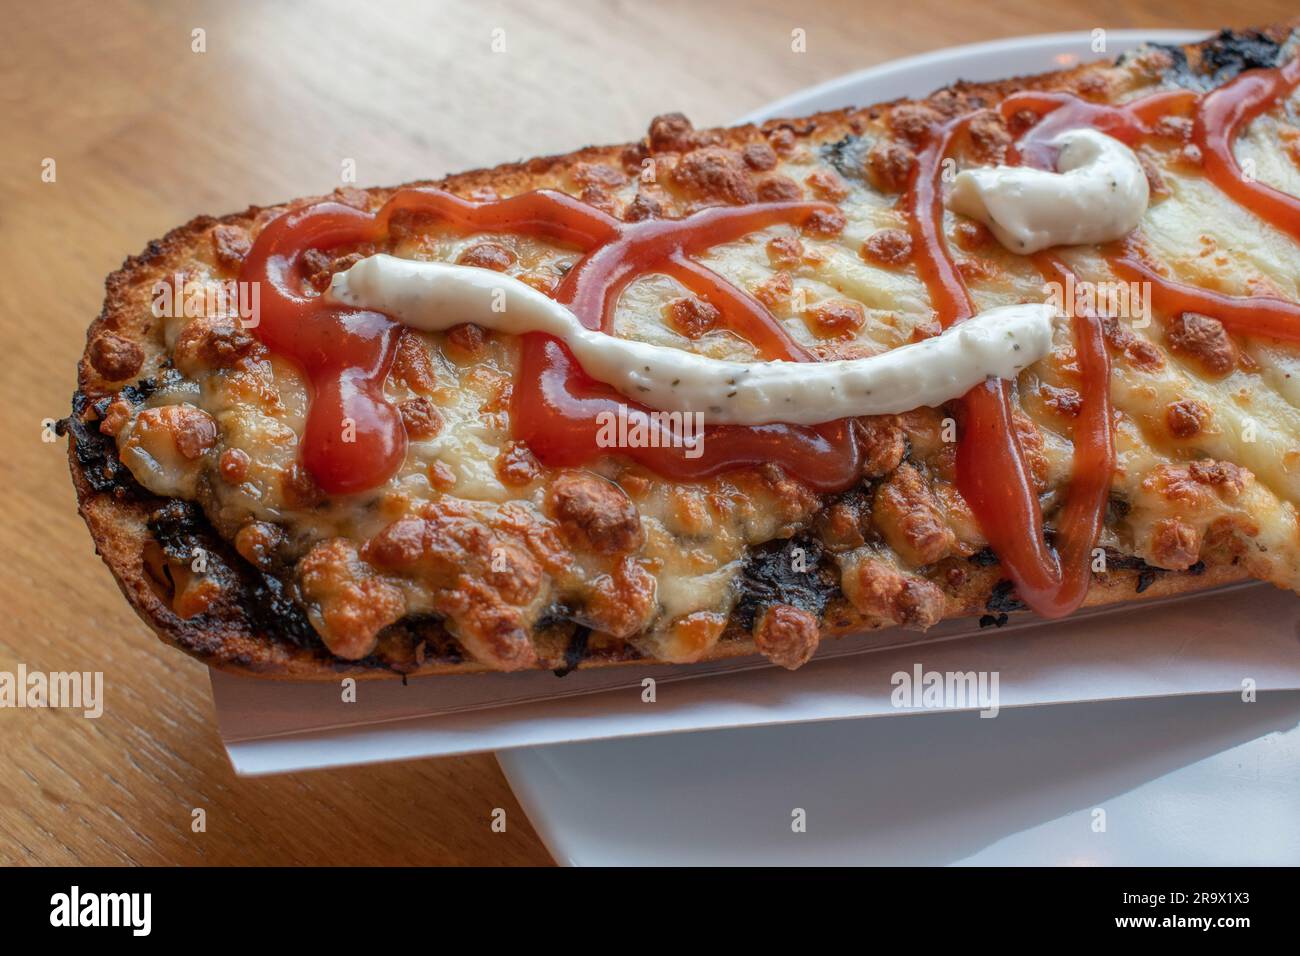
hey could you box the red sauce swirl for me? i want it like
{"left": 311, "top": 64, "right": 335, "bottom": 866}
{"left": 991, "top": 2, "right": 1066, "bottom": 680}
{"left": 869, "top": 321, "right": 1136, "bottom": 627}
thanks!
{"left": 241, "top": 191, "right": 864, "bottom": 495}
{"left": 905, "top": 118, "right": 1115, "bottom": 618}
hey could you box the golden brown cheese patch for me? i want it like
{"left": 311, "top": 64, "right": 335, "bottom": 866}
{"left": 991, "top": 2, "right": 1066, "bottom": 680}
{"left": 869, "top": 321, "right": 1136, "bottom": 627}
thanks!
{"left": 88, "top": 331, "right": 146, "bottom": 382}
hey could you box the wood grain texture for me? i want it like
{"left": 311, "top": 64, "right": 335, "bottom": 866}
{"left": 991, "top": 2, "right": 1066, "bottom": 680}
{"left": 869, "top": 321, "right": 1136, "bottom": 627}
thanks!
{"left": 1, "top": 0, "right": 1293, "bottom": 866}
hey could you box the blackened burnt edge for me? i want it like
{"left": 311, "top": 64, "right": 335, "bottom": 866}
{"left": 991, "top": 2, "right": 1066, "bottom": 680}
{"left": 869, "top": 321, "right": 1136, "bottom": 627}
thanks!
{"left": 1144, "top": 28, "right": 1289, "bottom": 91}
{"left": 733, "top": 535, "right": 840, "bottom": 630}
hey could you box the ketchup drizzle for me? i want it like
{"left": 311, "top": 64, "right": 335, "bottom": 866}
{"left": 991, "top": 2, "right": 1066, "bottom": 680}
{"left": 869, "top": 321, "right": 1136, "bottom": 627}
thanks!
{"left": 511, "top": 199, "right": 864, "bottom": 491}
{"left": 905, "top": 116, "right": 1116, "bottom": 618}
{"left": 241, "top": 189, "right": 864, "bottom": 495}
{"left": 1196, "top": 55, "right": 1300, "bottom": 242}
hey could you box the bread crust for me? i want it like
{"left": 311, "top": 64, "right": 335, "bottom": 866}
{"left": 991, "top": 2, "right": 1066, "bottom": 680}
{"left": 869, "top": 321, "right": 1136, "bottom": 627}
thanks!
{"left": 66, "top": 25, "right": 1296, "bottom": 679}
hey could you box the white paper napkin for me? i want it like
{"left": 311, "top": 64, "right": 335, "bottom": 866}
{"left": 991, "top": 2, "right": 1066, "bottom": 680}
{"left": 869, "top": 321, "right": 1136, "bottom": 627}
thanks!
{"left": 212, "top": 582, "right": 1300, "bottom": 775}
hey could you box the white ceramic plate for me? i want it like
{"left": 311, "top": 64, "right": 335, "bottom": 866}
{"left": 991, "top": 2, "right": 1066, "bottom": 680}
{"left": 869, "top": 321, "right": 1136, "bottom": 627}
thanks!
{"left": 499, "top": 29, "right": 1300, "bottom": 866}
{"left": 504, "top": 692, "right": 1300, "bottom": 865}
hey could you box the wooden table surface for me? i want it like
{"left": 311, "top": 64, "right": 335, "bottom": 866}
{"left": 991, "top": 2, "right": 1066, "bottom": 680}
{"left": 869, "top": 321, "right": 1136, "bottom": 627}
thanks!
{"left": 2, "top": 0, "right": 1294, "bottom": 866}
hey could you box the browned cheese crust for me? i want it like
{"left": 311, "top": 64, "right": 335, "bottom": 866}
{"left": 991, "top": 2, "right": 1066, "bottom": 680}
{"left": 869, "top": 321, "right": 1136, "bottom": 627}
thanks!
{"left": 66, "top": 25, "right": 1300, "bottom": 678}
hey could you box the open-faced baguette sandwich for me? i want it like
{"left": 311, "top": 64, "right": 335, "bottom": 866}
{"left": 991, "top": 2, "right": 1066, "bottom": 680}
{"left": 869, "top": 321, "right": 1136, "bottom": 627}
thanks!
{"left": 66, "top": 24, "right": 1300, "bottom": 678}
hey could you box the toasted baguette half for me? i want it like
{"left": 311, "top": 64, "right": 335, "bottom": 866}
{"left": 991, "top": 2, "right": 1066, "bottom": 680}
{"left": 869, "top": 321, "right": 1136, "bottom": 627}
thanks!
{"left": 67, "top": 25, "right": 1299, "bottom": 678}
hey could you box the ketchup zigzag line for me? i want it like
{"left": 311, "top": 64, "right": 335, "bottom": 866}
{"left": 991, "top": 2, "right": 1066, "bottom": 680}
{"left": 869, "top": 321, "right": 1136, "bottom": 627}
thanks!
{"left": 905, "top": 115, "right": 1116, "bottom": 618}
{"left": 511, "top": 197, "right": 865, "bottom": 491}
{"left": 241, "top": 189, "right": 865, "bottom": 495}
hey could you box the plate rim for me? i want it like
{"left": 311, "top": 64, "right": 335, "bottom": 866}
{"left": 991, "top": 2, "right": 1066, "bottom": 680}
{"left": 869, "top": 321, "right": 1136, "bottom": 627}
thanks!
{"left": 737, "top": 28, "right": 1210, "bottom": 124}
